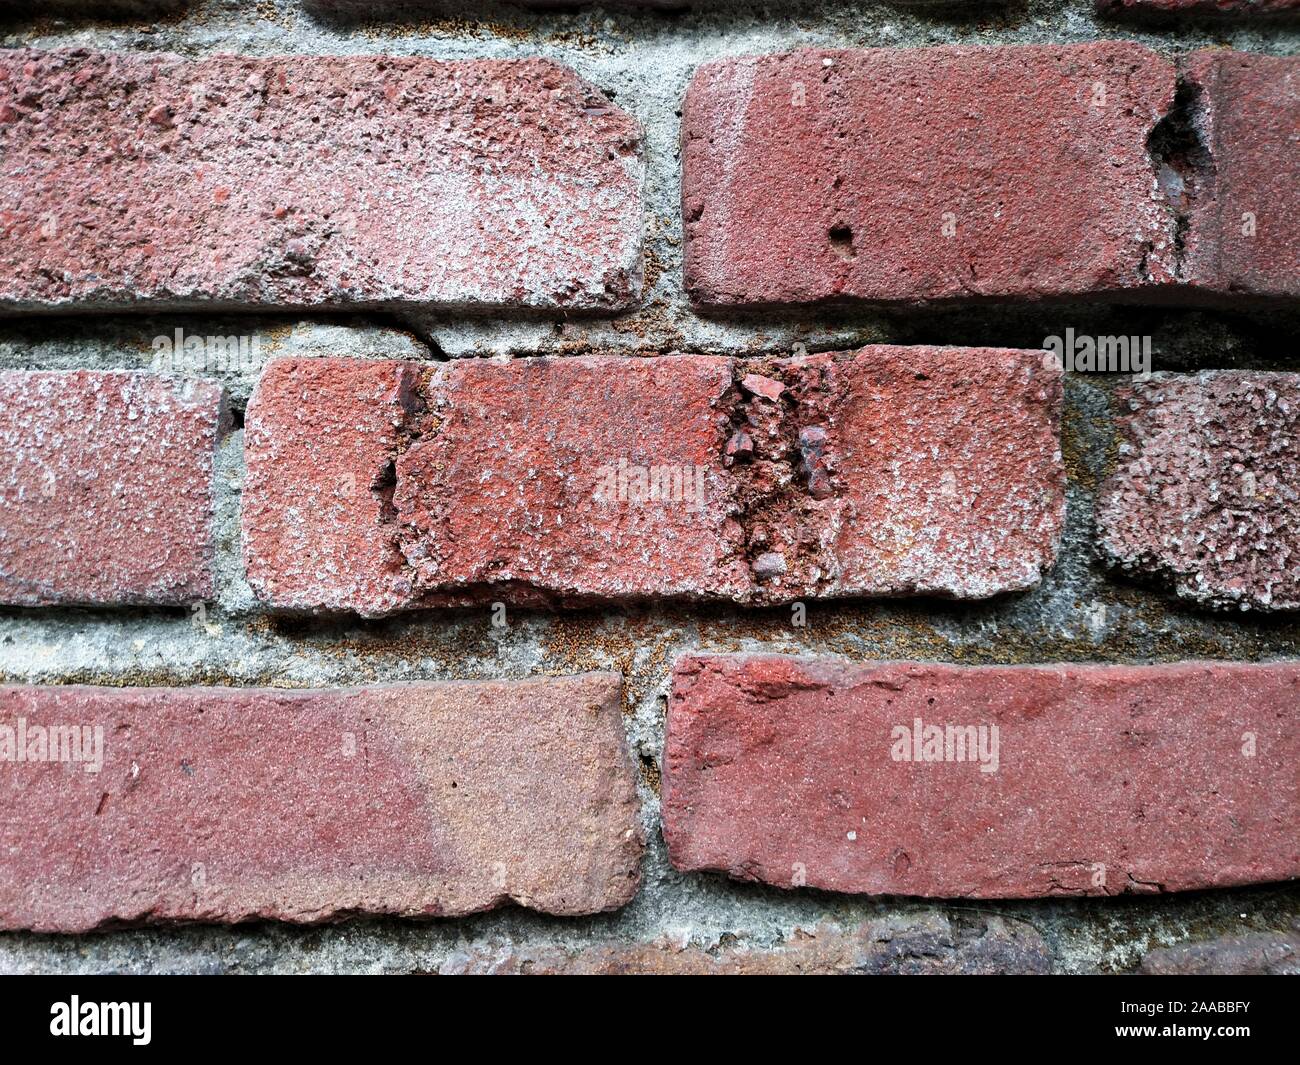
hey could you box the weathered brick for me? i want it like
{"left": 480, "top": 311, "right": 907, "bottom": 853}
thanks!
{"left": 0, "top": 370, "right": 226, "bottom": 607}
{"left": 241, "top": 357, "right": 428, "bottom": 616}
{"left": 394, "top": 355, "right": 752, "bottom": 604}
{"left": 0, "top": 49, "right": 642, "bottom": 315}
{"left": 439, "top": 914, "right": 1053, "bottom": 974}
{"left": 683, "top": 43, "right": 1178, "bottom": 308}
{"left": 0, "top": 674, "right": 642, "bottom": 931}
{"left": 757, "top": 346, "right": 1065, "bottom": 601}
{"left": 1138, "top": 927, "right": 1300, "bottom": 975}
{"left": 1180, "top": 52, "right": 1300, "bottom": 301}
{"left": 664, "top": 655, "right": 1300, "bottom": 897}
{"left": 242, "top": 347, "right": 1063, "bottom": 614}
{"left": 1096, "top": 371, "right": 1299, "bottom": 612}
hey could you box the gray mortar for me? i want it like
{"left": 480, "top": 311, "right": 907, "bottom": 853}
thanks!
{"left": 0, "top": 0, "right": 1298, "bottom": 974}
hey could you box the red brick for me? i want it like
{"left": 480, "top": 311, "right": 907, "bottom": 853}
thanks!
{"left": 242, "top": 348, "right": 1063, "bottom": 614}
{"left": 1181, "top": 52, "right": 1300, "bottom": 301}
{"left": 0, "top": 49, "right": 642, "bottom": 315}
{"left": 757, "top": 346, "right": 1065, "bottom": 601}
{"left": 664, "top": 655, "right": 1300, "bottom": 897}
{"left": 0, "top": 674, "right": 642, "bottom": 931}
{"left": 1096, "top": 372, "right": 1300, "bottom": 612}
{"left": 395, "top": 355, "right": 751, "bottom": 604}
{"left": 683, "top": 43, "right": 1177, "bottom": 308}
{"left": 0, "top": 370, "right": 226, "bottom": 607}
{"left": 241, "top": 357, "right": 428, "bottom": 616}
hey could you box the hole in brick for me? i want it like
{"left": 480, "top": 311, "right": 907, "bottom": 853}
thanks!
{"left": 828, "top": 225, "right": 856, "bottom": 260}
{"left": 373, "top": 460, "right": 397, "bottom": 523}
{"left": 1146, "top": 77, "right": 1212, "bottom": 277}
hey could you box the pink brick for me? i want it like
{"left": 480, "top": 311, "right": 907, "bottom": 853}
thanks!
{"left": 0, "top": 370, "right": 226, "bottom": 607}
{"left": 683, "top": 43, "right": 1177, "bottom": 308}
{"left": 1181, "top": 52, "right": 1300, "bottom": 301}
{"left": 1096, "top": 371, "right": 1300, "bottom": 612}
{"left": 0, "top": 49, "right": 642, "bottom": 314}
{"left": 242, "top": 348, "right": 1063, "bottom": 614}
{"left": 664, "top": 655, "right": 1300, "bottom": 897}
{"left": 0, "top": 674, "right": 642, "bottom": 930}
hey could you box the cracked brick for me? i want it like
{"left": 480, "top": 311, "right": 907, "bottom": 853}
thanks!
{"left": 241, "top": 349, "right": 1064, "bottom": 615}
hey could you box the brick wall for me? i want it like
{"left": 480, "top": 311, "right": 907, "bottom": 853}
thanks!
{"left": 0, "top": 0, "right": 1296, "bottom": 975}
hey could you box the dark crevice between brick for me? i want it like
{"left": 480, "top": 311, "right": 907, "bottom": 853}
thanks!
{"left": 1145, "top": 74, "right": 1214, "bottom": 283}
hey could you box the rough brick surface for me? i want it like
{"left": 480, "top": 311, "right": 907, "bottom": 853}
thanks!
{"left": 1138, "top": 927, "right": 1300, "bottom": 975}
{"left": 0, "top": 49, "right": 642, "bottom": 315}
{"left": 683, "top": 43, "right": 1178, "bottom": 308}
{"left": 439, "top": 914, "right": 1053, "bottom": 974}
{"left": 242, "top": 348, "right": 1063, "bottom": 614}
{"left": 1097, "top": 371, "right": 1299, "bottom": 612}
{"left": 664, "top": 655, "right": 1300, "bottom": 898}
{"left": 758, "top": 346, "right": 1065, "bottom": 600}
{"left": 395, "top": 355, "right": 752, "bottom": 604}
{"left": 0, "top": 674, "right": 642, "bottom": 931}
{"left": 0, "top": 370, "right": 225, "bottom": 607}
{"left": 241, "top": 357, "right": 428, "bottom": 616}
{"left": 1181, "top": 52, "right": 1300, "bottom": 301}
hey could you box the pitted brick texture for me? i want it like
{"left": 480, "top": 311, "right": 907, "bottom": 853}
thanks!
{"left": 241, "top": 348, "right": 1064, "bottom": 614}
{"left": 0, "top": 49, "right": 643, "bottom": 315}
{"left": 0, "top": 674, "right": 643, "bottom": 931}
{"left": 683, "top": 43, "right": 1179, "bottom": 308}
{"left": 241, "top": 357, "right": 429, "bottom": 616}
{"left": 0, "top": 370, "right": 226, "bottom": 607}
{"left": 1097, "top": 371, "right": 1299, "bottom": 612}
{"left": 766, "top": 346, "right": 1065, "bottom": 601}
{"left": 664, "top": 655, "right": 1300, "bottom": 898}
